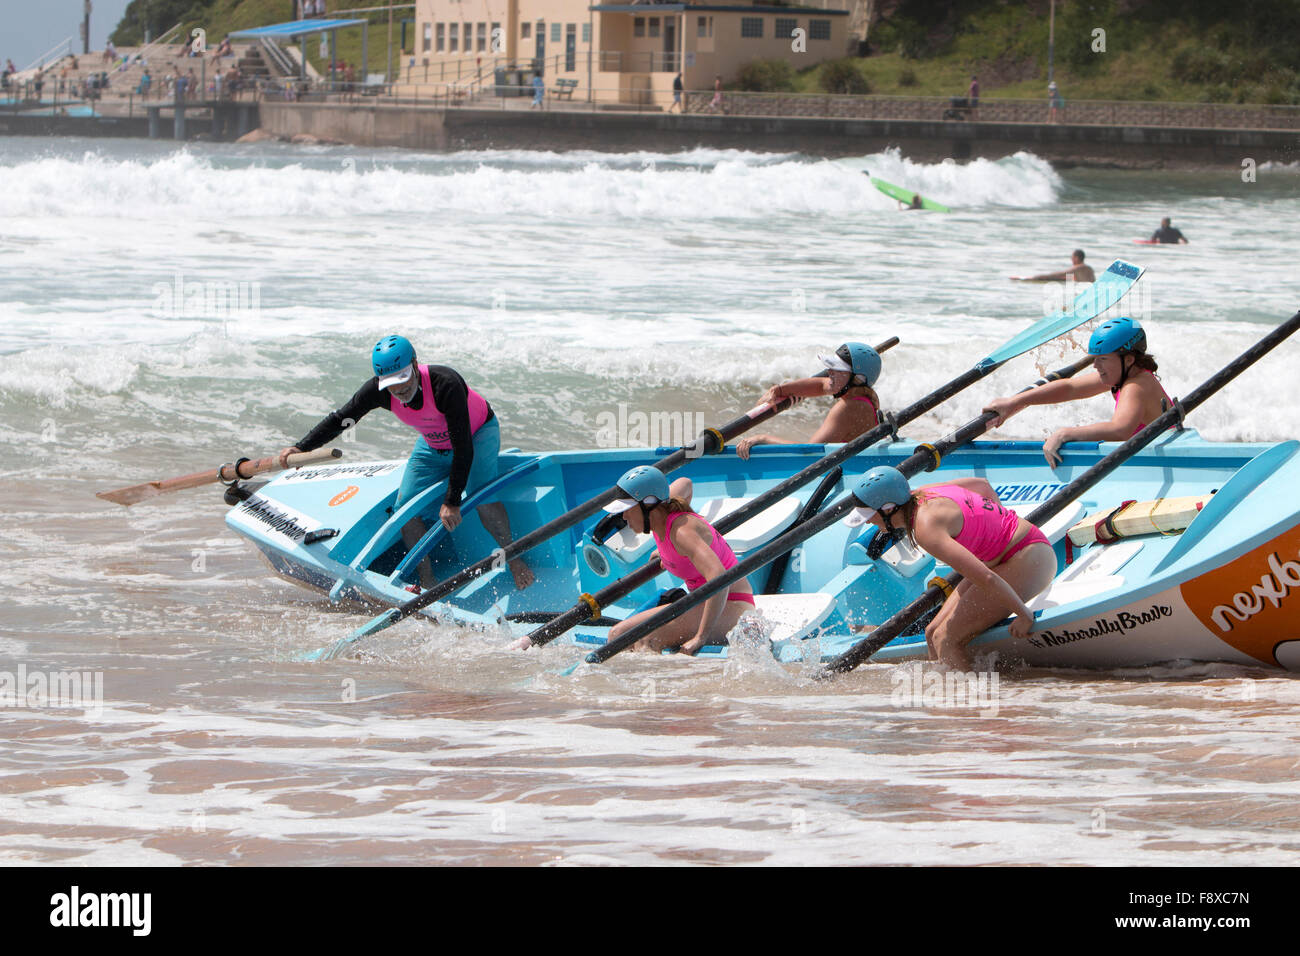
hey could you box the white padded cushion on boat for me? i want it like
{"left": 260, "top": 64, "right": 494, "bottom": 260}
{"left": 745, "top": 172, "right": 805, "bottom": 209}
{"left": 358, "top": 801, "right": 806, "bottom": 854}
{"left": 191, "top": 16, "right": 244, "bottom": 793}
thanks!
{"left": 751, "top": 593, "right": 836, "bottom": 642}
{"left": 1026, "top": 539, "right": 1144, "bottom": 611}
{"left": 606, "top": 525, "right": 655, "bottom": 560}
{"left": 693, "top": 496, "right": 804, "bottom": 552}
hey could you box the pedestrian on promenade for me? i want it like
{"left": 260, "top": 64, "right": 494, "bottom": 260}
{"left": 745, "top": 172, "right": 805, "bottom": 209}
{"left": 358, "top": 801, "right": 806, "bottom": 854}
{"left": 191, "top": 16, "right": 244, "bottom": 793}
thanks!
{"left": 1048, "top": 80, "right": 1063, "bottom": 123}
{"left": 968, "top": 74, "right": 979, "bottom": 118}
{"left": 670, "top": 72, "right": 683, "bottom": 112}
{"left": 709, "top": 74, "right": 723, "bottom": 113}
{"left": 531, "top": 72, "right": 544, "bottom": 108}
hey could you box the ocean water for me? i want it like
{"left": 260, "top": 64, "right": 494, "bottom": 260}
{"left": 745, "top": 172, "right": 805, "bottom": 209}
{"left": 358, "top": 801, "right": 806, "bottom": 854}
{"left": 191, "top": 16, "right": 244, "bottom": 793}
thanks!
{"left": 2, "top": 136, "right": 1299, "bottom": 865}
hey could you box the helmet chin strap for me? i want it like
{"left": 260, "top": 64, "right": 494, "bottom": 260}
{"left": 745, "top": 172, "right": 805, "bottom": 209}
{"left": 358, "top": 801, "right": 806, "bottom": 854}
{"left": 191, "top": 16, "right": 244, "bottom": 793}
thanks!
{"left": 1114, "top": 352, "right": 1135, "bottom": 391}
{"left": 832, "top": 373, "right": 861, "bottom": 399}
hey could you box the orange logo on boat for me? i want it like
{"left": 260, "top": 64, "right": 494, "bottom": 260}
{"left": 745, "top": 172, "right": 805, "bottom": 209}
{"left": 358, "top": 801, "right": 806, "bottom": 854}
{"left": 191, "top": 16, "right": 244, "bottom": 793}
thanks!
{"left": 329, "top": 485, "right": 359, "bottom": 507}
{"left": 1181, "top": 525, "right": 1300, "bottom": 666}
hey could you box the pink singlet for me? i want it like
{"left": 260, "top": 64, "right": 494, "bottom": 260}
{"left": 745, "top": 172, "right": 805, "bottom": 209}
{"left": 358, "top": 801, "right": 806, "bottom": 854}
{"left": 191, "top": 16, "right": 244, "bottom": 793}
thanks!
{"left": 389, "top": 363, "right": 490, "bottom": 449}
{"left": 1114, "top": 369, "right": 1173, "bottom": 437}
{"left": 920, "top": 484, "right": 1048, "bottom": 564}
{"left": 652, "top": 511, "right": 756, "bottom": 605}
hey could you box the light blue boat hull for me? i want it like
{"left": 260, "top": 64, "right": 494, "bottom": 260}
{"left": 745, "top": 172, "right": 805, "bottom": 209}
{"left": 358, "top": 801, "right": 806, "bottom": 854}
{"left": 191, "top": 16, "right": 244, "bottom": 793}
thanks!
{"left": 225, "top": 430, "right": 1300, "bottom": 671}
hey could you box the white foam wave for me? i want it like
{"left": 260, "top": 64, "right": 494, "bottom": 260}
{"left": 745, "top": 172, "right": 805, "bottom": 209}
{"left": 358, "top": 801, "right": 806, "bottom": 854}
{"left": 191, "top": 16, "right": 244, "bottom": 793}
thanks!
{"left": 0, "top": 146, "right": 1062, "bottom": 220}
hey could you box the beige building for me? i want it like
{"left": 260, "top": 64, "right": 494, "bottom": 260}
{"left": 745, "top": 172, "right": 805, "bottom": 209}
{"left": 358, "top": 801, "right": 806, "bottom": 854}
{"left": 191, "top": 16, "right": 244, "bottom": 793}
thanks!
{"left": 405, "top": 0, "right": 852, "bottom": 106}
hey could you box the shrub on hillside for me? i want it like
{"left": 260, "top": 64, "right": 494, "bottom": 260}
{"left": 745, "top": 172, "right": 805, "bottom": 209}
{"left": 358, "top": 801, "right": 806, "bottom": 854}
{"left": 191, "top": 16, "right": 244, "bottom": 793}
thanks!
{"left": 898, "top": 67, "right": 918, "bottom": 87}
{"left": 735, "top": 59, "right": 796, "bottom": 93}
{"left": 819, "top": 59, "right": 870, "bottom": 95}
{"left": 871, "top": 16, "right": 927, "bottom": 59}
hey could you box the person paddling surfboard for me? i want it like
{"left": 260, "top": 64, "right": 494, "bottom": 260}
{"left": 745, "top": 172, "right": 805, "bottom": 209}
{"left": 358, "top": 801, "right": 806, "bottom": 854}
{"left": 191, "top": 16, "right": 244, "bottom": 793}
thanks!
{"left": 1010, "top": 249, "right": 1096, "bottom": 283}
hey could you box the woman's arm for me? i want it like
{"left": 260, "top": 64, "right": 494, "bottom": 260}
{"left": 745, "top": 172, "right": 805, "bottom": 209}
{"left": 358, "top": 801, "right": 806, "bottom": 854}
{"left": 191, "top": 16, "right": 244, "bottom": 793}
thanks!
{"left": 760, "top": 376, "right": 833, "bottom": 407}
{"left": 983, "top": 370, "right": 1108, "bottom": 426}
{"left": 1041, "top": 380, "right": 1148, "bottom": 466}
{"left": 672, "top": 520, "right": 734, "bottom": 654}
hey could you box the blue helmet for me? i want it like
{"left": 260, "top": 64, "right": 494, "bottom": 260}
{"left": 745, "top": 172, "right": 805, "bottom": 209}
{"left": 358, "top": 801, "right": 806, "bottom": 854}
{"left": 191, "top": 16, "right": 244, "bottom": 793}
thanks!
{"left": 848, "top": 466, "right": 911, "bottom": 524}
{"left": 840, "top": 342, "right": 883, "bottom": 387}
{"left": 604, "top": 465, "right": 671, "bottom": 514}
{"left": 373, "top": 335, "right": 416, "bottom": 387}
{"left": 822, "top": 342, "right": 883, "bottom": 388}
{"left": 1088, "top": 317, "right": 1146, "bottom": 356}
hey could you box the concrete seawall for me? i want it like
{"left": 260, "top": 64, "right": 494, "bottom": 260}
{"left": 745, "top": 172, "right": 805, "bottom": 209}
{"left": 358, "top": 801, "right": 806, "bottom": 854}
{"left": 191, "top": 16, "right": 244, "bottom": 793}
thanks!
{"left": 258, "top": 102, "right": 448, "bottom": 150}
{"left": 255, "top": 102, "right": 1300, "bottom": 167}
{"left": 7, "top": 99, "right": 1297, "bottom": 168}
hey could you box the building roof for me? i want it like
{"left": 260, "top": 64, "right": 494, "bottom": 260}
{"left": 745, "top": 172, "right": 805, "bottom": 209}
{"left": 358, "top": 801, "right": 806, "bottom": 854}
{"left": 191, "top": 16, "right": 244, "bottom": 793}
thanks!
{"left": 229, "top": 18, "right": 369, "bottom": 40}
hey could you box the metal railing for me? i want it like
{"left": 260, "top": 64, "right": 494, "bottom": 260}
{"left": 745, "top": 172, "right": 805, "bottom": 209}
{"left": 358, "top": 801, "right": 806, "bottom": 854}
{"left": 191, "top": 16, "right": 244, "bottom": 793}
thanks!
{"left": 675, "top": 91, "right": 1300, "bottom": 130}
{"left": 259, "top": 37, "right": 299, "bottom": 77}
{"left": 20, "top": 35, "right": 76, "bottom": 75}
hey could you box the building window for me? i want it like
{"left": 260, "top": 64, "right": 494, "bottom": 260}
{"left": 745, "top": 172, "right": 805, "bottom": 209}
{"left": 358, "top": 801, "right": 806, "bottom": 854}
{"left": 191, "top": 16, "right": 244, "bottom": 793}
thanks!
{"left": 697, "top": 16, "right": 712, "bottom": 38}
{"left": 477, "top": 22, "right": 486, "bottom": 52}
{"left": 423, "top": 22, "right": 432, "bottom": 52}
{"left": 464, "top": 23, "right": 472, "bottom": 50}
{"left": 491, "top": 22, "right": 500, "bottom": 53}
{"left": 435, "top": 23, "right": 445, "bottom": 52}
{"left": 649, "top": 17, "right": 660, "bottom": 38}
{"left": 775, "top": 18, "right": 797, "bottom": 38}
{"left": 551, "top": 22, "right": 561, "bottom": 42}
{"left": 741, "top": 17, "right": 763, "bottom": 38}
{"left": 582, "top": 23, "right": 590, "bottom": 44}
{"left": 634, "top": 17, "right": 645, "bottom": 38}
{"left": 809, "top": 19, "right": 831, "bottom": 40}
{"left": 449, "top": 22, "right": 458, "bottom": 52}
{"left": 522, "top": 22, "right": 531, "bottom": 39}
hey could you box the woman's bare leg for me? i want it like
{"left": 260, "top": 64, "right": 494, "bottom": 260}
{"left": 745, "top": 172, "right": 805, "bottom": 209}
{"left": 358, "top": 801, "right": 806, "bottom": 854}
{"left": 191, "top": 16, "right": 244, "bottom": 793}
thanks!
{"left": 926, "top": 544, "right": 1056, "bottom": 669}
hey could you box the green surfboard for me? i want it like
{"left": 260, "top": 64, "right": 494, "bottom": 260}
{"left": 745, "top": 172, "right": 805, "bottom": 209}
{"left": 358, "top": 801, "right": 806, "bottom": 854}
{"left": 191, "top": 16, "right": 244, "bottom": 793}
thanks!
{"left": 869, "top": 175, "right": 951, "bottom": 212}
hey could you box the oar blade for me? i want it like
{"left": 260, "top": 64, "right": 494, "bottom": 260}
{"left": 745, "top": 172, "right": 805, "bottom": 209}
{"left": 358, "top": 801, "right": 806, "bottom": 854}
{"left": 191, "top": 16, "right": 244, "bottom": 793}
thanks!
{"left": 983, "top": 259, "right": 1144, "bottom": 368}
{"left": 348, "top": 608, "right": 402, "bottom": 643}
{"left": 96, "top": 482, "right": 164, "bottom": 506}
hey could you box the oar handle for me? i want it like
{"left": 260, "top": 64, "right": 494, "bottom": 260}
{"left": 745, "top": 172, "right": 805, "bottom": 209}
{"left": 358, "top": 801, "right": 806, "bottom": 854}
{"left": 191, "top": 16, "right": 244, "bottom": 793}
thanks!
{"left": 218, "top": 447, "right": 342, "bottom": 483}
{"left": 96, "top": 447, "right": 343, "bottom": 505}
{"left": 818, "top": 310, "right": 1300, "bottom": 677}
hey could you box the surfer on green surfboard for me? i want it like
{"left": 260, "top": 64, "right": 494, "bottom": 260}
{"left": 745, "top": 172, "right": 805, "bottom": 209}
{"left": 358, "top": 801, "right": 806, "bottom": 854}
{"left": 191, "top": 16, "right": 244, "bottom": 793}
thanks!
{"left": 863, "top": 170, "right": 950, "bottom": 212}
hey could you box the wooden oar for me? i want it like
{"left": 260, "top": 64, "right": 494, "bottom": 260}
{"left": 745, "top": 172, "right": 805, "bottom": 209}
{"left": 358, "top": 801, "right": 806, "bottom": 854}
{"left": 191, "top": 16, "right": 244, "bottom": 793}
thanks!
{"left": 96, "top": 448, "right": 342, "bottom": 506}
{"left": 303, "top": 338, "right": 901, "bottom": 662}
{"left": 575, "top": 356, "right": 1097, "bottom": 668}
{"left": 816, "top": 308, "right": 1300, "bottom": 678}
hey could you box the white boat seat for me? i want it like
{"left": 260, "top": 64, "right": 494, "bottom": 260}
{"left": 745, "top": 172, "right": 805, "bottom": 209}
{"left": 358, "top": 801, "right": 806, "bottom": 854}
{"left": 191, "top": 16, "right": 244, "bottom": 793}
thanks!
{"left": 694, "top": 496, "right": 803, "bottom": 552}
{"left": 1027, "top": 539, "right": 1143, "bottom": 611}
{"left": 751, "top": 593, "right": 836, "bottom": 643}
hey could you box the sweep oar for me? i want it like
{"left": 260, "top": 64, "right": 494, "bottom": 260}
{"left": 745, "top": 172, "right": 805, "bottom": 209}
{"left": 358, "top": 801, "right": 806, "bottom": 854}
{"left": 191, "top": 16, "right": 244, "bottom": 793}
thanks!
{"left": 816, "top": 308, "right": 1300, "bottom": 678}
{"left": 96, "top": 448, "right": 343, "bottom": 506}
{"left": 578, "top": 355, "right": 1098, "bottom": 666}
{"left": 531, "top": 259, "right": 1142, "bottom": 652}
{"left": 305, "top": 337, "right": 899, "bottom": 661}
